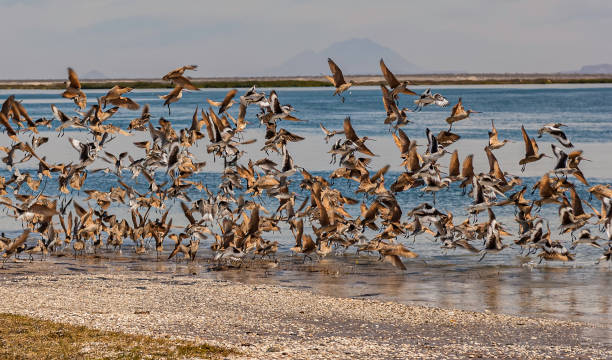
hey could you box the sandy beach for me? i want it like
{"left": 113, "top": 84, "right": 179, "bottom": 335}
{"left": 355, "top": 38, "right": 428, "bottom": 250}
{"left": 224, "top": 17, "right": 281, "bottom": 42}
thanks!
{"left": 0, "top": 261, "right": 610, "bottom": 359}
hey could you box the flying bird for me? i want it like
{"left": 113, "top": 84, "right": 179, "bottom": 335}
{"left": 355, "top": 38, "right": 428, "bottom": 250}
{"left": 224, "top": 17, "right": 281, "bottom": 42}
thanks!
{"left": 62, "top": 68, "right": 87, "bottom": 109}
{"left": 325, "top": 58, "right": 354, "bottom": 102}
{"left": 379, "top": 58, "right": 417, "bottom": 101}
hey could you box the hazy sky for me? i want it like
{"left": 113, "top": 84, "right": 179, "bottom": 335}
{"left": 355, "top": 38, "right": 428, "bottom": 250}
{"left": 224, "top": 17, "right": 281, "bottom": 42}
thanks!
{"left": 1, "top": 0, "right": 610, "bottom": 79}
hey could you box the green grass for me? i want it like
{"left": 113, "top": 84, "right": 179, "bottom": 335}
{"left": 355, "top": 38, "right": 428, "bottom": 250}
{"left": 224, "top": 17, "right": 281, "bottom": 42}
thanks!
{"left": 0, "top": 312, "right": 234, "bottom": 359}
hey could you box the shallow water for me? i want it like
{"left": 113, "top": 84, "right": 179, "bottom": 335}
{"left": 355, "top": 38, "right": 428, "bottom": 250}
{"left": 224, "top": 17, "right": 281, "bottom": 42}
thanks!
{"left": 0, "top": 85, "right": 611, "bottom": 338}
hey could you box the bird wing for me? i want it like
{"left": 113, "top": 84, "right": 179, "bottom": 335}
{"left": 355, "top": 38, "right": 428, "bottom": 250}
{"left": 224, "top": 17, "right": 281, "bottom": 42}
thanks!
{"left": 0, "top": 113, "right": 18, "bottom": 141}
{"left": 324, "top": 75, "right": 336, "bottom": 87}
{"left": 269, "top": 91, "right": 282, "bottom": 114}
{"left": 236, "top": 103, "right": 248, "bottom": 130}
{"left": 68, "top": 138, "right": 84, "bottom": 152}
{"left": 73, "top": 200, "right": 88, "bottom": 219}
{"left": 206, "top": 98, "right": 222, "bottom": 106}
{"left": 189, "top": 106, "right": 200, "bottom": 132}
{"left": 461, "top": 155, "right": 474, "bottom": 178}
{"left": 449, "top": 150, "right": 460, "bottom": 177}
{"left": 437, "top": 131, "right": 460, "bottom": 146}
{"left": 28, "top": 203, "right": 58, "bottom": 217}
{"left": 396, "top": 129, "right": 410, "bottom": 153}
{"left": 180, "top": 201, "right": 197, "bottom": 225}
{"left": 488, "top": 120, "right": 499, "bottom": 144}
{"left": 281, "top": 114, "right": 304, "bottom": 122}
{"left": 380, "top": 85, "right": 393, "bottom": 115}
{"left": 201, "top": 110, "right": 214, "bottom": 142}
{"left": 247, "top": 206, "right": 260, "bottom": 235}
{"left": 530, "top": 137, "right": 540, "bottom": 155}
{"left": 551, "top": 144, "right": 563, "bottom": 160}
{"left": 293, "top": 219, "right": 304, "bottom": 247}
{"left": 172, "top": 76, "right": 198, "bottom": 91}
{"left": 433, "top": 93, "right": 450, "bottom": 107}
{"left": 450, "top": 98, "right": 466, "bottom": 117}
{"left": 379, "top": 59, "right": 400, "bottom": 89}
{"left": 371, "top": 165, "right": 390, "bottom": 182}
{"left": 426, "top": 128, "right": 438, "bottom": 154}
{"left": 550, "top": 129, "right": 573, "bottom": 148}
{"left": 343, "top": 117, "right": 358, "bottom": 142}
{"left": 219, "top": 89, "right": 238, "bottom": 114}
{"left": 108, "top": 97, "right": 140, "bottom": 110}
{"left": 319, "top": 123, "right": 332, "bottom": 136}
{"left": 572, "top": 169, "right": 589, "bottom": 186}
{"left": 163, "top": 65, "right": 197, "bottom": 80}
{"left": 67, "top": 68, "right": 81, "bottom": 89}
{"left": 1, "top": 95, "right": 14, "bottom": 117}
{"left": 521, "top": 125, "right": 535, "bottom": 157}
{"left": 327, "top": 58, "right": 346, "bottom": 86}
{"left": 484, "top": 146, "right": 498, "bottom": 174}
{"left": 392, "top": 132, "right": 405, "bottom": 154}
{"left": 167, "top": 85, "right": 184, "bottom": 99}
{"left": 50, "top": 104, "right": 70, "bottom": 123}
{"left": 6, "top": 230, "right": 30, "bottom": 253}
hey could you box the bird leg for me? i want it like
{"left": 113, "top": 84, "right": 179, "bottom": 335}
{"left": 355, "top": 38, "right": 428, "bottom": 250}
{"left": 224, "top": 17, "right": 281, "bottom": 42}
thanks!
{"left": 478, "top": 251, "right": 487, "bottom": 262}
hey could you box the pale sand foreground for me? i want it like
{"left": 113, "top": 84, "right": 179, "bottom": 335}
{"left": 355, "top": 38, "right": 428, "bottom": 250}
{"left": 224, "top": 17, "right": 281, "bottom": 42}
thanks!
{"left": 0, "top": 272, "right": 610, "bottom": 359}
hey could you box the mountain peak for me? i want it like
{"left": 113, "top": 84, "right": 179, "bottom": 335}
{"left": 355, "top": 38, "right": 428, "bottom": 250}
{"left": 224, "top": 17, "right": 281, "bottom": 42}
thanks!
{"left": 265, "top": 38, "right": 423, "bottom": 76}
{"left": 577, "top": 64, "right": 612, "bottom": 74}
{"left": 82, "top": 70, "right": 108, "bottom": 79}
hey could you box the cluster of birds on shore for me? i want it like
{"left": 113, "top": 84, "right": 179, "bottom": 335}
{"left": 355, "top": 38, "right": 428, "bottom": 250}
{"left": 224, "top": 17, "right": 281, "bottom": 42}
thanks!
{"left": 0, "top": 59, "right": 610, "bottom": 270}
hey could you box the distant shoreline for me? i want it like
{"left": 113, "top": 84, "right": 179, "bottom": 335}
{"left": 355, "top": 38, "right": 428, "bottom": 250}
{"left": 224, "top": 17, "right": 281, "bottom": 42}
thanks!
{"left": 2, "top": 73, "right": 612, "bottom": 89}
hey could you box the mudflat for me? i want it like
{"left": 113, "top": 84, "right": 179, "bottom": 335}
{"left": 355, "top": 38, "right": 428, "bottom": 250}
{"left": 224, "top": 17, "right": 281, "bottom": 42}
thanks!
{"left": 0, "top": 262, "right": 609, "bottom": 359}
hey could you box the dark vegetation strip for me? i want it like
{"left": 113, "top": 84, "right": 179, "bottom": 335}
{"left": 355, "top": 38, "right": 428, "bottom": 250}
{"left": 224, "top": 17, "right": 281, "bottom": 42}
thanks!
{"left": 0, "top": 80, "right": 333, "bottom": 90}
{"left": 1, "top": 78, "right": 612, "bottom": 90}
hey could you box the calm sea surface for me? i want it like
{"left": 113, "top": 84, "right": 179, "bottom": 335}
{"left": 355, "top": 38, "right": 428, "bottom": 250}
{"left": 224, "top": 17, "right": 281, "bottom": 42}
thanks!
{"left": 1, "top": 85, "right": 611, "bottom": 335}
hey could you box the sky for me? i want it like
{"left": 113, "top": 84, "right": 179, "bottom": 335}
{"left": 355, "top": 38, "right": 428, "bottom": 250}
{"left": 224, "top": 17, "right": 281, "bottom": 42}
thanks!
{"left": 0, "top": 0, "right": 610, "bottom": 79}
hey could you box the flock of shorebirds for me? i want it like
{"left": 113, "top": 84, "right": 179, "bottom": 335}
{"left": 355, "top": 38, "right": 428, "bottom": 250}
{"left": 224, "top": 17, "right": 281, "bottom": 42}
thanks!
{"left": 0, "top": 58, "right": 611, "bottom": 270}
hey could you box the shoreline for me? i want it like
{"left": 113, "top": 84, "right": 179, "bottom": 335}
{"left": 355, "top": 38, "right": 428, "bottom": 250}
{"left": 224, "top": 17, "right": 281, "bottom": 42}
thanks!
{"left": 2, "top": 73, "right": 612, "bottom": 89}
{"left": 0, "top": 265, "right": 610, "bottom": 359}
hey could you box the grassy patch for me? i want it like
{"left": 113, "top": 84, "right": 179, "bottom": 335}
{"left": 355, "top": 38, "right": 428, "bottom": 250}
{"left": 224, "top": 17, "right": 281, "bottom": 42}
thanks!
{"left": 0, "top": 312, "right": 234, "bottom": 359}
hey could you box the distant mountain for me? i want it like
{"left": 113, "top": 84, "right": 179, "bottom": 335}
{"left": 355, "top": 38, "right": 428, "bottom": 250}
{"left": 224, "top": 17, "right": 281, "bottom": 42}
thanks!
{"left": 264, "top": 38, "right": 424, "bottom": 76}
{"left": 576, "top": 64, "right": 612, "bottom": 74}
{"left": 82, "top": 70, "right": 108, "bottom": 79}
